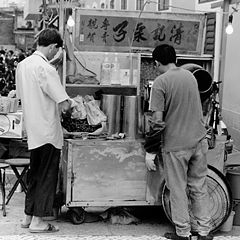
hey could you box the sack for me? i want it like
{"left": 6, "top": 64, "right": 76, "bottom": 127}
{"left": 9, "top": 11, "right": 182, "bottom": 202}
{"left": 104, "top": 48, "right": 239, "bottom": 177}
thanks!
{"left": 84, "top": 95, "right": 107, "bottom": 126}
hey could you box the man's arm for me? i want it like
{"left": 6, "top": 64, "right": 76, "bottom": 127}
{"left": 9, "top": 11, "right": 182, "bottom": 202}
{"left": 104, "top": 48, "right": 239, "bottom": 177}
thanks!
{"left": 152, "top": 111, "right": 163, "bottom": 122}
{"left": 145, "top": 110, "right": 164, "bottom": 171}
{"left": 59, "top": 98, "right": 77, "bottom": 114}
{"left": 149, "top": 111, "right": 165, "bottom": 131}
{"left": 59, "top": 99, "right": 71, "bottom": 114}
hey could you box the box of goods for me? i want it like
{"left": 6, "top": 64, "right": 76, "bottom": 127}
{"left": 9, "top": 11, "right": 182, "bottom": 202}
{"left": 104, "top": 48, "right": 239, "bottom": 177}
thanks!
{"left": 0, "top": 111, "right": 24, "bottom": 139}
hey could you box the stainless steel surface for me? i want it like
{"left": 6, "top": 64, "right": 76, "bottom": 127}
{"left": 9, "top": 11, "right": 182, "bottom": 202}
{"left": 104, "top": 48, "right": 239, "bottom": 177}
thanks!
{"left": 122, "top": 96, "right": 138, "bottom": 139}
{"left": 101, "top": 94, "right": 121, "bottom": 136}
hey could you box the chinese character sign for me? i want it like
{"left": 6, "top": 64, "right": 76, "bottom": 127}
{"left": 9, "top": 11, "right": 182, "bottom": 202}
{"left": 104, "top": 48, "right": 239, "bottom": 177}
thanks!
{"left": 77, "top": 13, "right": 203, "bottom": 53}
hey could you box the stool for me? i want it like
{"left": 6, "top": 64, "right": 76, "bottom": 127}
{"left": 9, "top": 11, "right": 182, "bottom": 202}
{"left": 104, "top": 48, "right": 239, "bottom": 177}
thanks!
{"left": 0, "top": 163, "right": 9, "bottom": 216}
{"left": 5, "top": 158, "right": 30, "bottom": 205}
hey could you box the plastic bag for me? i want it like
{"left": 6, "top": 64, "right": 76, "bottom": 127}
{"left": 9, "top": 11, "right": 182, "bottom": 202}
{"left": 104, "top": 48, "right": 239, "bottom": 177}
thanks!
{"left": 84, "top": 95, "right": 107, "bottom": 126}
{"left": 71, "top": 95, "right": 87, "bottom": 120}
{"left": 101, "top": 207, "right": 140, "bottom": 225}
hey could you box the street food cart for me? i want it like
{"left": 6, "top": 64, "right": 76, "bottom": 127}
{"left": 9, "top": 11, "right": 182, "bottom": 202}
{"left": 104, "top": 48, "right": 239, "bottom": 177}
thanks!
{"left": 57, "top": 7, "right": 232, "bottom": 231}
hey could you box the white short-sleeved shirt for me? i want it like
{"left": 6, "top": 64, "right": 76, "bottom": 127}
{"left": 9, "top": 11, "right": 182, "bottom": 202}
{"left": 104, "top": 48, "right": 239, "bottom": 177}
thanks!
{"left": 16, "top": 51, "right": 69, "bottom": 150}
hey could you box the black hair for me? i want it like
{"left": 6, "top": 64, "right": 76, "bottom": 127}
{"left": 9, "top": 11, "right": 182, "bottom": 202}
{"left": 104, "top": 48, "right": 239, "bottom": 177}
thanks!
{"left": 37, "top": 28, "right": 63, "bottom": 48}
{"left": 152, "top": 44, "right": 176, "bottom": 65}
{"left": 18, "top": 54, "right": 25, "bottom": 62}
{"left": 8, "top": 50, "right": 14, "bottom": 56}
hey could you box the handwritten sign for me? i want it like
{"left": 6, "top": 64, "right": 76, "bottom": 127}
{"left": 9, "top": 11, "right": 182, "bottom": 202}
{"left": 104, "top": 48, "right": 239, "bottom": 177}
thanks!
{"left": 74, "top": 10, "right": 206, "bottom": 54}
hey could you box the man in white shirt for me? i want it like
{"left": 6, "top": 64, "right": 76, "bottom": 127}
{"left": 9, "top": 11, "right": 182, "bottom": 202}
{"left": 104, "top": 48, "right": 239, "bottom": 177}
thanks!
{"left": 16, "top": 28, "right": 73, "bottom": 233}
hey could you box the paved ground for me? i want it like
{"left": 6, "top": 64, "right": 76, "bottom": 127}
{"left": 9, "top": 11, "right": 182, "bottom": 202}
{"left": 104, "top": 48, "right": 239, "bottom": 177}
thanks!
{"left": 1, "top": 192, "right": 240, "bottom": 239}
{"left": 1, "top": 236, "right": 240, "bottom": 240}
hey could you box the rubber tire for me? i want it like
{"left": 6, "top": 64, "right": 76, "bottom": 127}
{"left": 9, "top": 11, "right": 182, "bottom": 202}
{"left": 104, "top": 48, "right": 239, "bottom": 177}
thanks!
{"left": 68, "top": 208, "right": 86, "bottom": 224}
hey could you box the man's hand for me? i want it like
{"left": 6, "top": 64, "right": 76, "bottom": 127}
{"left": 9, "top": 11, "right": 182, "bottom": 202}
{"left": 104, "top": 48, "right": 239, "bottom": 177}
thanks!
{"left": 145, "top": 152, "right": 157, "bottom": 171}
{"left": 60, "top": 98, "right": 77, "bottom": 115}
{"left": 69, "top": 98, "right": 78, "bottom": 108}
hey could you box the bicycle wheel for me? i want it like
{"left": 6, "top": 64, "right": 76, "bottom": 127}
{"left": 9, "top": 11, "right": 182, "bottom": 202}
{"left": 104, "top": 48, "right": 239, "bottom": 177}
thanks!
{"left": 162, "top": 165, "right": 232, "bottom": 233}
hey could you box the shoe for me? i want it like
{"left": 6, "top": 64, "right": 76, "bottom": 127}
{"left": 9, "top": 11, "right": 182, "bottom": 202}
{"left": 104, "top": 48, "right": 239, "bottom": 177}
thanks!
{"left": 20, "top": 223, "right": 30, "bottom": 228}
{"left": 197, "top": 234, "right": 214, "bottom": 240}
{"left": 164, "top": 232, "right": 191, "bottom": 240}
{"left": 29, "top": 223, "right": 59, "bottom": 233}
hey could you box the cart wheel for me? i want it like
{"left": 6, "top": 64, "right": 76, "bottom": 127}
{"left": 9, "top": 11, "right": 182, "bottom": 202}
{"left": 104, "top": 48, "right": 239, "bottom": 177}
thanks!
{"left": 67, "top": 208, "right": 86, "bottom": 224}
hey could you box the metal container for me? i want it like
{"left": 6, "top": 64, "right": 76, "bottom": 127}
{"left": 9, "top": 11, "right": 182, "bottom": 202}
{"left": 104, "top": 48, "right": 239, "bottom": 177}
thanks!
{"left": 181, "top": 63, "right": 213, "bottom": 103}
{"left": 122, "top": 96, "right": 138, "bottom": 139}
{"left": 101, "top": 94, "right": 121, "bottom": 136}
{"left": 233, "top": 202, "right": 240, "bottom": 226}
{"left": 226, "top": 166, "right": 240, "bottom": 200}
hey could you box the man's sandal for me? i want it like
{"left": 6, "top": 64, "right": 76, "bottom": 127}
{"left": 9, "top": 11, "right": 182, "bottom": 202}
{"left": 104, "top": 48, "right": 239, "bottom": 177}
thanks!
{"left": 29, "top": 223, "right": 59, "bottom": 233}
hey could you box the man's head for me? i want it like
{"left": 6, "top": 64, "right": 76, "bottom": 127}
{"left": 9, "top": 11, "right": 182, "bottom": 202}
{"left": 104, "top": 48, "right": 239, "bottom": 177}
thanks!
{"left": 37, "top": 28, "right": 63, "bottom": 60}
{"left": 152, "top": 44, "right": 176, "bottom": 73}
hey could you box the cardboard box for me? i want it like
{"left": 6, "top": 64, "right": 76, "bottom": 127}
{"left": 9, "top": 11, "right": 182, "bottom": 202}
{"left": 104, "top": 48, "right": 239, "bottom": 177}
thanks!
{"left": 0, "top": 111, "right": 23, "bottom": 139}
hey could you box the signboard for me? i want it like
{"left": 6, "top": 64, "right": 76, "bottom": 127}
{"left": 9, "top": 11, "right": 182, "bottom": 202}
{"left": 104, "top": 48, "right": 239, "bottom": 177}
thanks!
{"left": 74, "top": 10, "right": 206, "bottom": 54}
{"left": 199, "top": 0, "right": 216, "bottom": 3}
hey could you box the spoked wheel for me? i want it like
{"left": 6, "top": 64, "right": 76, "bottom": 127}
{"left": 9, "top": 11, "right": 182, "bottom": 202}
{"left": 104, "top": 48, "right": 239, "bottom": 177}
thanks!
{"left": 162, "top": 165, "right": 232, "bottom": 233}
{"left": 67, "top": 207, "right": 86, "bottom": 224}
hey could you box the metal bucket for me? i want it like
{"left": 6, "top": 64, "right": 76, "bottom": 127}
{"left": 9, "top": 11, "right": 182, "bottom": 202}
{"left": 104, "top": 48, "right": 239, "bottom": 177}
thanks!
{"left": 226, "top": 166, "right": 240, "bottom": 200}
{"left": 181, "top": 63, "right": 213, "bottom": 102}
{"left": 101, "top": 94, "right": 121, "bottom": 136}
{"left": 122, "top": 96, "right": 138, "bottom": 139}
{"left": 233, "top": 202, "right": 240, "bottom": 226}
{"left": 226, "top": 165, "right": 240, "bottom": 226}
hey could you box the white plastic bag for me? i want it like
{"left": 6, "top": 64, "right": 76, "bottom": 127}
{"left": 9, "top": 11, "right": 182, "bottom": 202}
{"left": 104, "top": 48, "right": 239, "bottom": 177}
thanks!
{"left": 71, "top": 95, "right": 87, "bottom": 120}
{"left": 84, "top": 95, "right": 107, "bottom": 126}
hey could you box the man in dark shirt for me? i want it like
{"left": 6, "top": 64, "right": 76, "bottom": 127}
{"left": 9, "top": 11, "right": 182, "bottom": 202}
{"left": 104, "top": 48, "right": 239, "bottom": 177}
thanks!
{"left": 145, "top": 44, "right": 212, "bottom": 240}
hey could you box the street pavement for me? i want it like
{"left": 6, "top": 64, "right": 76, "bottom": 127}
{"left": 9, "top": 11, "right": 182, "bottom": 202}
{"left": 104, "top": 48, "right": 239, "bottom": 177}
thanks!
{"left": 1, "top": 192, "right": 240, "bottom": 240}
